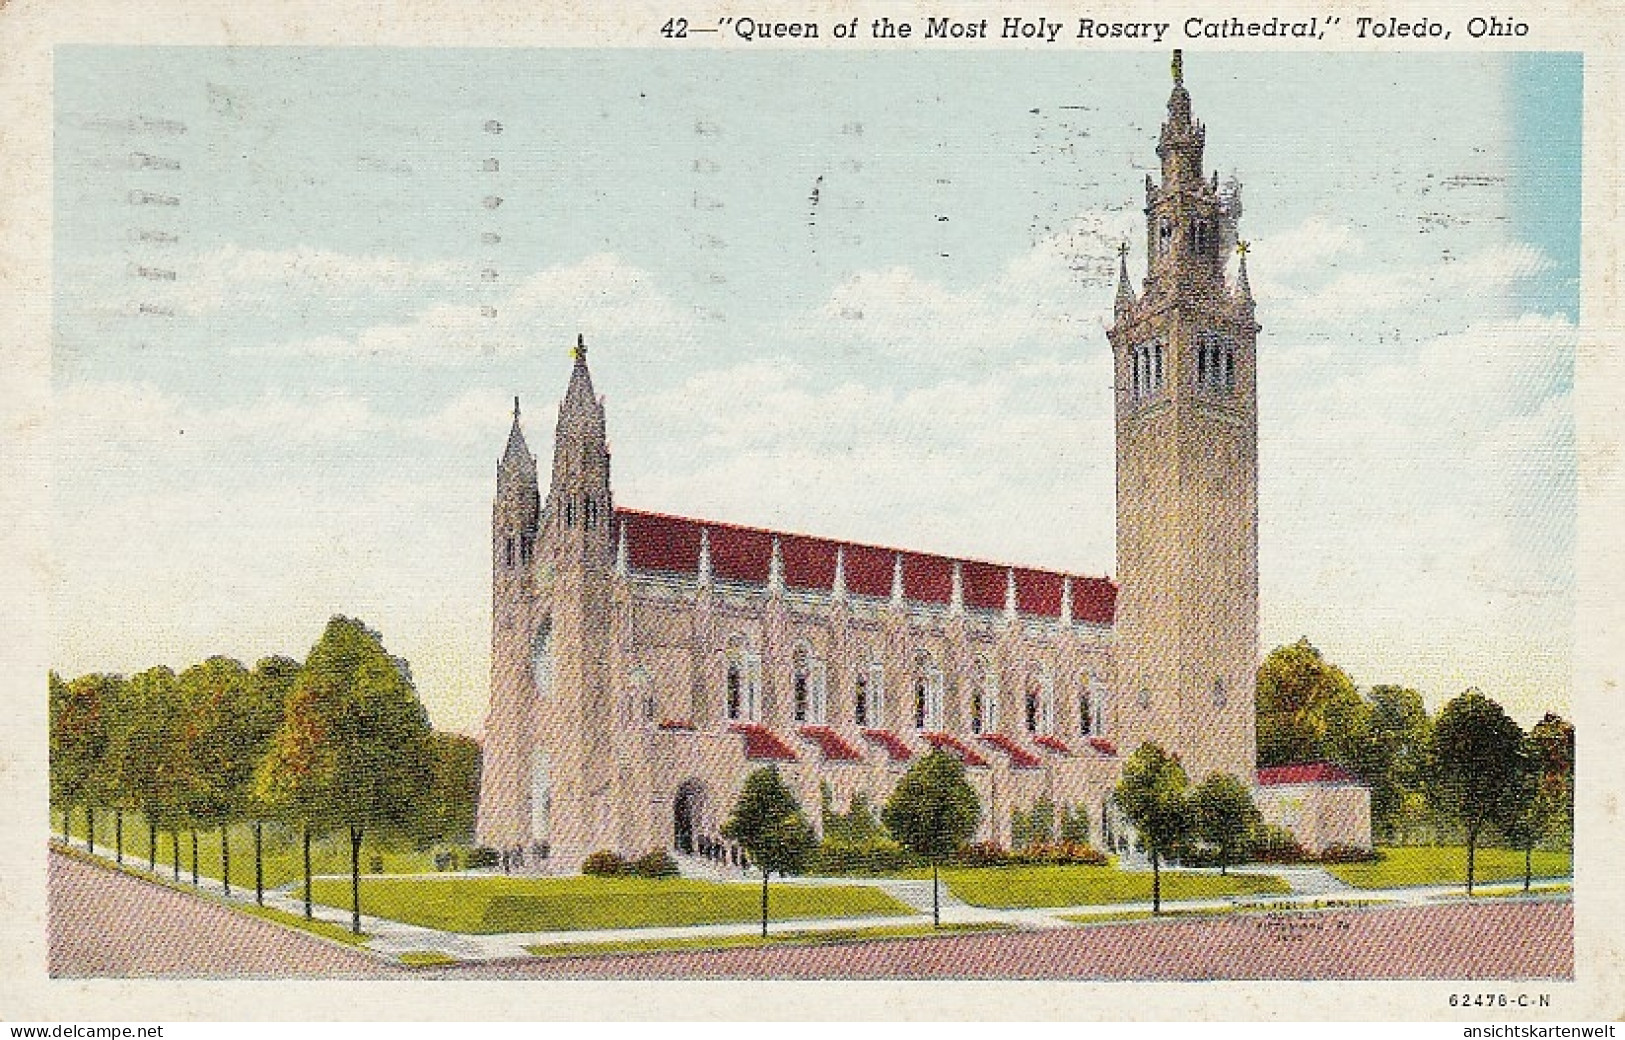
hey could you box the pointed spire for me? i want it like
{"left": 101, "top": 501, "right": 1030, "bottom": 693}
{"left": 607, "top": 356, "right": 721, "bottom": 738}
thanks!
{"left": 1114, "top": 241, "right": 1136, "bottom": 316}
{"left": 890, "top": 553, "right": 905, "bottom": 608}
{"left": 950, "top": 561, "right": 965, "bottom": 616}
{"left": 560, "top": 332, "right": 601, "bottom": 425}
{"left": 831, "top": 545, "right": 847, "bottom": 602}
{"left": 1004, "top": 568, "right": 1018, "bottom": 622}
{"left": 768, "top": 536, "right": 785, "bottom": 594}
{"left": 1060, "top": 577, "right": 1073, "bottom": 626}
{"left": 615, "top": 520, "right": 629, "bottom": 577}
{"left": 1235, "top": 239, "right": 1254, "bottom": 303}
{"left": 1157, "top": 48, "right": 1205, "bottom": 189}
{"left": 697, "top": 527, "right": 713, "bottom": 588}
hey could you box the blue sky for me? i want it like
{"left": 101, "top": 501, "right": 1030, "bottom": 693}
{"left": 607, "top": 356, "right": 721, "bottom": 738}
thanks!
{"left": 51, "top": 48, "right": 1579, "bottom": 733}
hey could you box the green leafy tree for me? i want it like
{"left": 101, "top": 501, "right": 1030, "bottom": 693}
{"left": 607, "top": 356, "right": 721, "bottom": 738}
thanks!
{"left": 244, "top": 656, "right": 300, "bottom": 904}
{"left": 176, "top": 657, "right": 261, "bottom": 893}
{"left": 1366, "top": 685, "right": 1434, "bottom": 842}
{"left": 882, "top": 750, "right": 981, "bottom": 927}
{"left": 1114, "top": 742, "right": 1192, "bottom": 913}
{"left": 415, "top": 731, "right": 482, "bottom": 848}
{"left": 1255, "top": 638, "right": 1364, "bottom": 768}
{"left": 1498, "top": 736, "right": 1544, "bottom": 893}
{"left": 1527, "top": 713, "right": 1574, "bottom": 851}
{"left": 721, "top": 766, "right": 816, "bottom": 937}
{"left": 49, "top": 672, "right": 113, "bottom": 849}
{"left": 108, "top": 667, "right": 187, "bottom": 875}
{"left": 1428, "top": 690, "right": 1524, "bottom": 895}
{"left": 1190, "top": 772, "right": 1262, "bottom": 875}
{"left": 256, "top": 617, "right": 435, "bottom": 932}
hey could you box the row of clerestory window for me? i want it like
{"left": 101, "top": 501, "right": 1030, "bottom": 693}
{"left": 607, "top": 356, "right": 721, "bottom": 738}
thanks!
{"left": 713, "top": 636, "right": 1104, "bottom": 738}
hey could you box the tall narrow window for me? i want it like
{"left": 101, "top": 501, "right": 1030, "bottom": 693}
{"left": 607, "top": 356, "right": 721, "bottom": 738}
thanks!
{"left": 1080, "top": 685, "right": 1092, "bottom": 736}
{"left": 868, "top": 661, "right": 886, "bottom": 729}
{"left": 505, "top": 537, "right": 515, "bottom": 566}
{"left": 914, "top": 677, "right": 929, "bottom": 730}
{"left": 585, "top": 496, "right": 597, "bottom": 529}
{"left": 724, "top": 635, "right": 753, "bottom": 722}
{"left": 792, "top": 645, "right": 810, "bottom": 723}
{"left": 854, "top": 673, "right": 869, "bottom": 728}
{"left": 726, "top": 665, "right": 742, "bottom": 720}
{"left": 1025, "top": 686, "right": 1039, "bottom": 733}
{"left": 1153, "top": 343, "right": 1164, "bottom": 389}
{"left": 970, "top": 687, "right": 983, "bottom": 734}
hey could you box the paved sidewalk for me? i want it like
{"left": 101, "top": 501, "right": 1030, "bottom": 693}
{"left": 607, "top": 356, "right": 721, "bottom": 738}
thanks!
{"left": 50, "top": 836, "right": 1572, "bottom": 967}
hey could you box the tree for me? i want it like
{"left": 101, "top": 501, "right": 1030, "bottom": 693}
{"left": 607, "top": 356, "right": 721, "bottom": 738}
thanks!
{"left": 882, "top": 750, "right": 981, "bottom": 927}
{"left": 49, "top": 672, "right": 112, "bottom": 850}
{"left": 721, "top": 767, "right": 816, "bottom": 938}
{"left": 1498, "top": 736, "right": 1544, "bottom": 893}
{"left": 107, "top": 667, "right": 187, "bottom": 875}
{"left": 256, "top": 617, "right": 435, "bottom": 932}
{"left": 1114, "top": 742, "right": 1192, "bottom": 913}
{"left": 414, "top": 731, "right": 482, "bottom": 848}
{"left": 1527, "top": 713, "right": 1574, "bottom": 851}
{"left": 177, "top": 657, "right": 259, "bottom": 894}
{"left": 1190, "top": 772, "right": 1262, "bottom": 875}
{"left": 244, "top": 656, "right": 300, "bottom": 905}
{"left": 1428, "top": 690, "right": 1524, "bottom": 895}
{"left": 1366, "top": 685, "right": 1434, "bottom": 842}
{"left": 1255, "top": 638, "right": 1364, "bottom": 767}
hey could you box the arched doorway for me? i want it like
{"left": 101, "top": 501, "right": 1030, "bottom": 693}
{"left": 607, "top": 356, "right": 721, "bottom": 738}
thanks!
{"left": 673, "top": 779, "right": 708, "bottom": 855}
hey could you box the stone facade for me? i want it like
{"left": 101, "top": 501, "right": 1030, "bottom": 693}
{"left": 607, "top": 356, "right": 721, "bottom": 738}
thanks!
{"left": 475, "top": 52, "right": 1370, "bottom": 868}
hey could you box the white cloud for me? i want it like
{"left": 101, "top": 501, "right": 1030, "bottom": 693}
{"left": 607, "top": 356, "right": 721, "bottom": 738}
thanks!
{"left": 274, "top": 253, "right": 692, "bottom": 364}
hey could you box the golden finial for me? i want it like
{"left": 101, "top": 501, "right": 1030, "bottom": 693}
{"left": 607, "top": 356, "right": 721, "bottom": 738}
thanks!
{"left": 572, "top": 332, "right": 586, "bottom": 361}
{"left": 1236, "top": 240, "right": 1250, "bottom": 258}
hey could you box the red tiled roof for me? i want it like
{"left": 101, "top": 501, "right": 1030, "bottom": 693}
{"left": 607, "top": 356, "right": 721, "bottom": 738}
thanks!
{"left": 1033, "top": 734, "right": 1073, "bottom": 755}
{"left": 614, "top": 507, "right": 1116, "bottom": 623}
{"left": 1257, "top": 762, "right": 1361, "bottom": 787}
{"left": 1087, "top": 737, "right": 1118, "bottom": 756}
{"left": 922, "top": 731, "right": 990, "bottom": 768}
{"left": 798, "top": 725, "right": 864, "bottom": 763}
{"left": 657, "top": 719, "right": 696, "bottom": 731}
{"left": 861, "top": 728, "right": 914, "bottom": 762}
{"left": 729, "top": 722, "right": 798, "bottom": 762}
{"left": 978, "top": 732, "right": 1043, "bottom": 769}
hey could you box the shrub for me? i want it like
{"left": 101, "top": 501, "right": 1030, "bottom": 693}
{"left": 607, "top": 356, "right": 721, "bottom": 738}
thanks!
{"left": 806, "top": 839, "right": 919, "bottom": 876}
{"left": 1059, "top": 804, "right": 1092, "bottom": 845}
{"left": 1010, "top": 841, "right": 1109, "bottom": 866}
{"left": 581, "top": 850, "right": 628, "bottom": 876}
{"left": 1317, "top": 843, "right": 1381, "bottom": 864}
{"left": 630, "top": 849, "right": 680, "bottom": 878}
{"left": 954, "top": 842, "right": 1011, "bottom": 867}
{"left": 1252, "top": 824, "right": 1307, "bottom": 863}
{"left": 466, "top": 846, "right": 500, "bottom": 870}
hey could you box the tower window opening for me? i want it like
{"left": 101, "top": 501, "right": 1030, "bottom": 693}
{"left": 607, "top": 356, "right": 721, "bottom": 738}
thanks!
{"left": 1225, "top": 350, "right": 1236, "bottom": 389}
{"left": 520, "top": 534, "right": 533, "bottom": 563}
{"left": 1153, "top": 343, "right": 1164, "bottom": 390}
{"left": 855, "top": 673, "right": 869, "bottom": 728}
{"left": 726, "top": 665, "right": 742, "bottom": 721}
{"left": 1080, "top": 687, "right": 1092, "bottom": 736}
{"left": 1158, "top": 216, "right": 1173, "bottom": 254}
{"left": 970, "top": 688, "right": 984, "bottom": 734}
{"left": 585, "top": 496, "right": 597, "bottom": 529}
{"left": 914, "top": 677, "right": 928, "bottom": 730}
{"left": 1131, "top": 350, "right": 1141, "bottom": 398}
{"left": 1197, "top": 343, "right": 1208, "bottom": 386}
{"left": 505, "top": 537, "right": 515, "bottom": 566}
{"left": 564, "top": 498, "right": 575, "bottom": 528}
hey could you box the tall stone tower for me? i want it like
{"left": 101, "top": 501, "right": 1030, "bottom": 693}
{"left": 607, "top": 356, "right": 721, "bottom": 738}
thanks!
{"left": 476, "top": 335, "right": 618, "bottom": 865}
{"left": 1110, "top": 51, "right": 1259, "bottom": 785}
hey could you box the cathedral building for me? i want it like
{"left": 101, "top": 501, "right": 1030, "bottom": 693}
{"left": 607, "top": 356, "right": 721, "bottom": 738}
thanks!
{"left": 476, "top": 53, "right": 1372, "bottom": 867}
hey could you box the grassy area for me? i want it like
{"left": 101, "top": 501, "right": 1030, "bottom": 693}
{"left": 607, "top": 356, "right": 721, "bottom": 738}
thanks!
{"left": 942, "top": 865, "right": 1289, "bottom": 908}
{"left": 54, "top": 810, "right": 442, "bottom": 889}
{"left": 1323, "top": 847, "right": 1572, "bottom": 890}
{"left": 301, "top": 876, "right": 916, "bottom": 934}
{"left": 525, "top": 922, "right": 1009, "bottom": 959}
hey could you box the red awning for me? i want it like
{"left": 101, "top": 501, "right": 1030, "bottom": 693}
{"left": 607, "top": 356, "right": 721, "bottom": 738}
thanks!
{"left": 979, "top": 732, "right": 1043, "bottom": 769}
{"left": 798, "top": 725, "right": 864, "bottom": 763}
{"left": 860, "top": 728, "right": 914, "bottom": 762}
{"left": 728, "top": 723, "right": 798, "bottom": 762}
{"left": 922, "top": 731, "right": 990, "bottom": 768}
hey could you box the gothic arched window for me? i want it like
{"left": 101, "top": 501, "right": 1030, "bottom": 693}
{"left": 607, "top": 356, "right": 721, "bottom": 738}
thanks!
{"left": 1079, "top": 683, "right": 1092, "bottom": 736}
{"left": 913, "top": 650, "right": 942, "bottom": 731}
{"left": 724, "top": 634, "right": 760, "bottom": 722}
{"left": 854, "top": 671, "right": 869, "bottom": 728}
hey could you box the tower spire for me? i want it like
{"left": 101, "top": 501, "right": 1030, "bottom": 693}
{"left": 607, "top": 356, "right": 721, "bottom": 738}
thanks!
{"left": 1115, "top": 241, "right": 1136, "bottom": 316}
{"left": 1235, "top": 240, "right": 1254, "bottom": 303}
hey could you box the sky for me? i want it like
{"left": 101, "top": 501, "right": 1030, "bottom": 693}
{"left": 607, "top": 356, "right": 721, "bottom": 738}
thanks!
{"left": 50, "top": 48, "right": 1580, "bottom": 735}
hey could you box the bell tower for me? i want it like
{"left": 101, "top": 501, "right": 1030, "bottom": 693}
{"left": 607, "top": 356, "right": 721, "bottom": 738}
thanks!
{"left": 1110, "top": 51, "right": 1259, "bottom": 785}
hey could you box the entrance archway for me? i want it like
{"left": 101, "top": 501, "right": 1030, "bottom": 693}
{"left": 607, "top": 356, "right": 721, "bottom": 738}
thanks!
{"left": 673, "top": 779, "right": 709, "bottom": 855}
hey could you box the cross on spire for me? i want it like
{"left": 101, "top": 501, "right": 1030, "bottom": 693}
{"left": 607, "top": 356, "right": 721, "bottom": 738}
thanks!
{"left": 1236, "top": 240, "right": 1250, "bottom": 258}
{"left": 572, "top": 332, "right": 587, "bottom": 361}
{"left": 1118, "top": 241, "right": 1130, "bottom": 258}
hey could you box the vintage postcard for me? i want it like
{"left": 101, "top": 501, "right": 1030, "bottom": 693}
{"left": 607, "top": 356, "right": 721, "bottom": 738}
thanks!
{"left": 2, "top": 0, "right": 1621, "bottom": 1022}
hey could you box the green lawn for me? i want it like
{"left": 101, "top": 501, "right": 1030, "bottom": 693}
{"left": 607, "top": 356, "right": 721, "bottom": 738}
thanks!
{"left": 943, "top": 865, "right": 1289, "bottom": 908}
{"left": 1322, "top": 847, "right": 1572, "bottom": 890}
{"left": 525, "top": 922, "right": 1009, "bottom": 959}
{"left": 301, "top": 876, "right": 916, "bottom": 934}
{"left": 55, "top": 810, "right": 441, "bottom": 889}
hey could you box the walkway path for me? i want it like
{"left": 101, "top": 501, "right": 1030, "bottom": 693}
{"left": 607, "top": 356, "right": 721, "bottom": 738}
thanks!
{"left": 49, "top": 837, "right": 1570, "bottom": 970}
